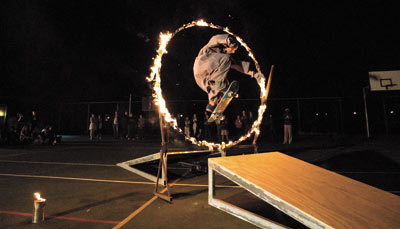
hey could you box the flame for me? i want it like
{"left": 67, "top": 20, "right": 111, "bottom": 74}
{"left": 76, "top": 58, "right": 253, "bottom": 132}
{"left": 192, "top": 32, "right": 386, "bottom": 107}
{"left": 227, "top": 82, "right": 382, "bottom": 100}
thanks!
{"left": 195, "top": 19, "right": 208, "bottom": 27}
{"left": 34, "top": 192, "right": 46, "bottom": 202}
{"left": 146, "top": 20, "right": 272, "bottom": 150}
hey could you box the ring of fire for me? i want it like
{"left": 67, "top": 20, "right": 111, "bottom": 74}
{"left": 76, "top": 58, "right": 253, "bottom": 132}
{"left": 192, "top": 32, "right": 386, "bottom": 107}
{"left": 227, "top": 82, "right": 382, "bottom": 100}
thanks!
{"left": 146, "top": 20, "right": 272, "bottom": 150}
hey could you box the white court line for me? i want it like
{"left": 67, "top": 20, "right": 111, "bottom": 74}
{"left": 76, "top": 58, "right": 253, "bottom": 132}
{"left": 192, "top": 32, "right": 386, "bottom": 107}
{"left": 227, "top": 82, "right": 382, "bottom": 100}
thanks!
{"left": 3, "top": 173, "right": 397, "bottom": 193}
{"left": 0, "top": 173, "right": 239, "bottom": 188}
{"left": 112, "top": 171, "right": 190, "bottom": 229}
{"left": 2, "top": 160, "right": 398, "bottom": 174}
{"left": 0, "top": 160, "right": 194, "bottom": 169}
{"left": 0, "top": 160, "right": 116, "bottom": 167}
{"left": 0, "top": 173, "right": 153, "bottom": 184}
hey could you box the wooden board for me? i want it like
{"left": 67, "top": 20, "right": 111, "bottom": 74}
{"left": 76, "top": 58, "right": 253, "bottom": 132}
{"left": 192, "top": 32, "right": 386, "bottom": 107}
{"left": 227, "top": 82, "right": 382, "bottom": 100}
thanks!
{"left": 209, "top": 152, "right": 400, "bottom": 228}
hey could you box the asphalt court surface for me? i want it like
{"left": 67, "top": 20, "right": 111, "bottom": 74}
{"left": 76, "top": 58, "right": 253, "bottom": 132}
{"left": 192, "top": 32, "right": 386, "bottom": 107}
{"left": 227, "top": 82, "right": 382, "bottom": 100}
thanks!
{"left": 0, "top": 135, "right": 399, "bottom": 228}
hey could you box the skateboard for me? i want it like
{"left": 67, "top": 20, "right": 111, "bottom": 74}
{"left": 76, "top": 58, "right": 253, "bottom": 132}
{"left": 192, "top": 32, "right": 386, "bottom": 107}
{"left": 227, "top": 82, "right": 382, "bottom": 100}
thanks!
{"left": 208, "top": 80, "right": 239, "bottom": 123}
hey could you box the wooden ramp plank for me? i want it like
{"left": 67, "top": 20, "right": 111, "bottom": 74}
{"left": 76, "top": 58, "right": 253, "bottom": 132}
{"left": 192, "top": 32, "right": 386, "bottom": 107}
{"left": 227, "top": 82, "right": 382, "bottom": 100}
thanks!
{"left": 208, "top": 152, "right": 400, "bottom": 229}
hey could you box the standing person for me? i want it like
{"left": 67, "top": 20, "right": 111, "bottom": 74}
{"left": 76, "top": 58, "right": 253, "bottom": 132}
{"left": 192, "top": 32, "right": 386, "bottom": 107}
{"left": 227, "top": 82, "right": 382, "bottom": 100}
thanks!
{"left": 193, "top": 34, "right": 263, "bottom": 114}
{"left": 30, "top": 110, "right": 40, "bottom": 142}
{"left": 19, "top": 123, "right": 31, "bottom": 144}
{"left": 196, "top": 128, "right": 203, "bottom": 140}
{"left": 30, "top": 110, "right": 38, "bottom": 130}
{"left": 47, "top": 125, "right": 57, "bottom": 145}
{"left": 89, "top": 113, "right": 97, "bottom": 141}
{"left": 241, "top": 109, "right": 249, "bottom": 133}
{"left": 192, "top": 114, "right": 198, "bottom": 137}
{"left": 113, "top": 111, "right": 119, "bottom": 139}
{"left": 127, "top": 112, "right": 135, "bottom": 141}
{"left": 164, "top": 115, "right": 171, "bottom": 143}
{"left": 215, "top": 119, "right": 222, "bottom": 142}
{"left": 97, "top": 114, "right": 103, "bottom": 140}
{"left": 184, "top": 116, "right": 191, "bottom": 137}
{"left": 203, "top": 112, "right": 211, "bottom": 141}
{"left": 121, "top": 111, "right": 128, "bottom": 139}
{"left": 264, "top": 113, "right": 277, "bottom": 142}
{"left": 16, "top": 113, "right": 24, "bottom": 135}
{"left": 283, "top": 108, "right": 293, "bottom": 144}
{"left": 220, "top": 116, "right": 229, "bottom": 142}
{"left": 249, "top": 111, "right": 254, "bottom": 126}
{"left": 234, "top": 115, "right": 242, "bottom": 137}
{"left": 137, "top": 114, "right": 145, "bottom": 140}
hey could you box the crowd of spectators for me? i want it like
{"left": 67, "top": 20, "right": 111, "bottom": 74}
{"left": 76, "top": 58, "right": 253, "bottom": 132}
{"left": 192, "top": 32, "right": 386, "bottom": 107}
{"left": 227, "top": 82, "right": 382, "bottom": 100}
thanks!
{"left": 0, "top": 108, "right": 290, "bottom": 145}
{"left": 1, "top": 110, "right": 59, "bottom": 146}
{"left": 173, "top": 108, "right": 291, "bottom": 144}
{"left": 88, "top": 111, "right": 146, "bottom": 141}
{"left": 175, "top": 109, "right": 257, "bottom": 142}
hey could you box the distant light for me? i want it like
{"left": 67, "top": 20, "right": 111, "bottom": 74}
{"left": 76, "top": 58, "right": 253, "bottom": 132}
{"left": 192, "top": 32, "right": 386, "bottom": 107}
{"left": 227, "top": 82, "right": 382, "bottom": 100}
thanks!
{"left": 0, "top": 111, "right": 4, "bottom": 117}
{"left": 315, "top": 113, "right": 319, "bottom": 116}
{"left": 325, "top": 113, "right": 328, "bottom": 116}
{"left": 390, "top": 110, "right": 394, "bottom": 114}
{"left": 353, "top": 112, "right": 357, "bottom": 115}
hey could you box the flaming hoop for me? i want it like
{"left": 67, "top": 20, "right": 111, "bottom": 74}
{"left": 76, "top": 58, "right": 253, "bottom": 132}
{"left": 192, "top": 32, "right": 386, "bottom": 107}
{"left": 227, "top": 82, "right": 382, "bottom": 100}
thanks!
{"left": 146, "top": 20, "right": 272, "bottom": 150}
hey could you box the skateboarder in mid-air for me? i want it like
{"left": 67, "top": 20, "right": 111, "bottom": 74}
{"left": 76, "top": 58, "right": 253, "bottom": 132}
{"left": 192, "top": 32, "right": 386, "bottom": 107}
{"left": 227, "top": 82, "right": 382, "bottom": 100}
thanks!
{"left": 193, "top": 34, "right": 263, "bottom": 115}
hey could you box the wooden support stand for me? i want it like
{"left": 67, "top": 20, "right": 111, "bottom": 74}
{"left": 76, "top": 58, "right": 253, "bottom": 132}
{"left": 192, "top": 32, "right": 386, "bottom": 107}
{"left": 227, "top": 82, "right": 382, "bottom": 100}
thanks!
{"left": 154, "top": 113, "right": 172, "bottom": 202}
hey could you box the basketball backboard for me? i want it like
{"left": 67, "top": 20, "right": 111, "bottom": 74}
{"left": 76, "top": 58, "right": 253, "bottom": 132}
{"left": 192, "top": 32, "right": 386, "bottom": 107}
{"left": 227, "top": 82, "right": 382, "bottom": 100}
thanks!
{"left": 369, "top": 70, "right": 400, "bottom": 91}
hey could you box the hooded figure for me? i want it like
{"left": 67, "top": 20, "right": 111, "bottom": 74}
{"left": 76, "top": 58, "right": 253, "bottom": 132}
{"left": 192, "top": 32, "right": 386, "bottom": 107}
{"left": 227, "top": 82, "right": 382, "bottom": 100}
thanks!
{"left": 193, "top": 34, "right": 262, "bottom": 113}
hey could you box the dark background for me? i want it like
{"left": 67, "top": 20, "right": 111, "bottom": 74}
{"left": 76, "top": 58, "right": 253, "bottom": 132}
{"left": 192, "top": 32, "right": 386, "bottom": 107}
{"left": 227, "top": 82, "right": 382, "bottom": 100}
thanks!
{"left": 1, "top": 0, "right": 400, "bottom": 108}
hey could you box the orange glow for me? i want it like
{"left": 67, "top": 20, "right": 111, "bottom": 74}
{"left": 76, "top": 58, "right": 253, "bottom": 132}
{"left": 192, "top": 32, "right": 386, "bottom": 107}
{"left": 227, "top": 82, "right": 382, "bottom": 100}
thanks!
{"left": 146, "top": 20, "right": 272, "bottom": 150}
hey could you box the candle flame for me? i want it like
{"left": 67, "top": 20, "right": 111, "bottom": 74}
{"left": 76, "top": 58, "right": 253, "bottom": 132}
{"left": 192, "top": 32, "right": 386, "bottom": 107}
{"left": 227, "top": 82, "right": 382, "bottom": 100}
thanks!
{"left": 34, "top": 192, "right": 46, "bottom": 201}
{"left": 146, "top": 20, "right": 272, "bottom": 150}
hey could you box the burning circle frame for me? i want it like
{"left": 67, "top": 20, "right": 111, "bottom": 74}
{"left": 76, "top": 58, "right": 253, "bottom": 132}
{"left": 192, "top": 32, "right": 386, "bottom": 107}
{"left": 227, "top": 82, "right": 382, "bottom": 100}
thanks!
{"left": 146, "top": 20, "right": 272, "bottom": 150}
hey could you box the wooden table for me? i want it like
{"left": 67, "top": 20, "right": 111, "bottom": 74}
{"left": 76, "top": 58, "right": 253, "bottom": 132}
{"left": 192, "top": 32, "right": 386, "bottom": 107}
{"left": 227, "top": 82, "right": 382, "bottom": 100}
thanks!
{"left": 208, "top": 152, "right": 400, "bottom": 228}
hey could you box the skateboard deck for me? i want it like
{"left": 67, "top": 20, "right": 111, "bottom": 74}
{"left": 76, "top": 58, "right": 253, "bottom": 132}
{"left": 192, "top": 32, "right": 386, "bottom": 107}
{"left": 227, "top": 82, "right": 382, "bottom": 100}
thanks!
{"left": 208, "top": 81, "right": 239, "bottom": 123}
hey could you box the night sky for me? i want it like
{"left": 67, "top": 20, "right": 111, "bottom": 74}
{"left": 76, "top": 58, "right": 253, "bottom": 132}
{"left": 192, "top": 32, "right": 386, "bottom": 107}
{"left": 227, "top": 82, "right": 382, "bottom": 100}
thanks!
{"left": 2, "top": 0, "right": 400, "bottom": 105}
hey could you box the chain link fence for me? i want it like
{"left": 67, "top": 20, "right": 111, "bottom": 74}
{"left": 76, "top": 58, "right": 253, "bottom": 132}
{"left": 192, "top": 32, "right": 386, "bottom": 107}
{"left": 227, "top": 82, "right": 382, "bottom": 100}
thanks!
{"left": 55, "top": 95, "right": 400, "bottom": 138}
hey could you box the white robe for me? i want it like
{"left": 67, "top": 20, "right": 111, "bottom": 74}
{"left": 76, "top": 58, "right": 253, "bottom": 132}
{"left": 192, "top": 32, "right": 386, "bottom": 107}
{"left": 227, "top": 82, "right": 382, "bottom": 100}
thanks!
{"left": 193, "top": 34, "right": 234, "bottom": 104}
{"left": 193, "top": 34, "right": 250, "bottom": 104}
